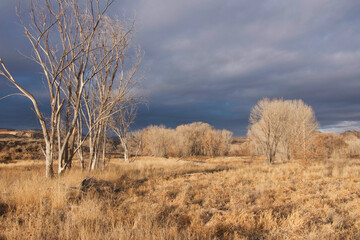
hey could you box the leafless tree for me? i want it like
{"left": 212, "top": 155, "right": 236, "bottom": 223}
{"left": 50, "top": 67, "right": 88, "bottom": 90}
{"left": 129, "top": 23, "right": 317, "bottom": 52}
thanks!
{"left": 288, "top": 100, "right": 319, "bottom": 160}
{"left": 77, "top": 15, "right": 142, "bottom": 170}
{"left": 248, "top": 98, "right": 318, "bottom": 164}
{"left": 141, "top": 122, "right": 233, "bottom": 158}
{"left": 129, "top": 130, "right": 144, "bottom": 161}
{"left": 110, "top": 102, "right": 138, "bottom": 163}
{"left": 0, "top": 0, "right": 142, "bottom": 177}
{"left": 248, "top": 99, "right": 289, "bottom": 163}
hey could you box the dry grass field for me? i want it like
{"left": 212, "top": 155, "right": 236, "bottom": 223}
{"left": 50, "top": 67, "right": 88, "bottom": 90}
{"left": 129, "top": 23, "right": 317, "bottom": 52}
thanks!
{"left": 1, "top": 156, "right": 360, "bottom": 239}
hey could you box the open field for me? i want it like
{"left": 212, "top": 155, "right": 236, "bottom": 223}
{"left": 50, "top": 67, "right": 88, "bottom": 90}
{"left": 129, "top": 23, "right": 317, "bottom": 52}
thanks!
{"left": 1, "top": 157, "right": 360, "bottom": 239}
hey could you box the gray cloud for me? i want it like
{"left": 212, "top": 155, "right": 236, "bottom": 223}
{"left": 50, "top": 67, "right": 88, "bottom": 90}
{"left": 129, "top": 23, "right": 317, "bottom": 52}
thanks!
{"left": 320, "top": 121, "right": 360, "bottom": 133}
{"left": 1, "top": 0, "right": 360, "bottom": 135}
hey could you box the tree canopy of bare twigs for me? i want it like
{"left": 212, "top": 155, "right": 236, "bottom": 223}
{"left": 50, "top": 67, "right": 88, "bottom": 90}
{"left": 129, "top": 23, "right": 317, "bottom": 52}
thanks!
{"left": 248, "top": 98, "right": 318, "bottom": 164}
{"left": 0, "top": 0, "right": 143, "bottom": 177}
{"left": 109, "top": 101, "right": 139, "bottom": 163}
{"left": 141, "top": 122, "right": 233, "bottom": 158}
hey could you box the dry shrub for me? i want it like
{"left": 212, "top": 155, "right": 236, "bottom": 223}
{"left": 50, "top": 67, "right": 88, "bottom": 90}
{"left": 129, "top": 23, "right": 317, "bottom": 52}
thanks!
{"left": 0, "top": 139, "right": 43, "bottom": 161}
{"left": 310, "top": 132, "right": 348, "bottom": 159}
{"left": 229, "top": 141, "right": 250, "bottom": 156}
{"left": 0, "top": 152, "right": 11, "bottom": 161}
{"left": 141, "top": 125, "right": 176, "bottom": 157}
{"left": 342, "top": 131, "right": 360, "bottom": 158}
{"left": 141, "top": 122, "right": 232, "bottom": 158}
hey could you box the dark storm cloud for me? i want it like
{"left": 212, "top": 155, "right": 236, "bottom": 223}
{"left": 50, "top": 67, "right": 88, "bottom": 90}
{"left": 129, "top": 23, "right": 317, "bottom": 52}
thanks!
{"left": 1, "top": 0, "right": 360, "bottom": 135}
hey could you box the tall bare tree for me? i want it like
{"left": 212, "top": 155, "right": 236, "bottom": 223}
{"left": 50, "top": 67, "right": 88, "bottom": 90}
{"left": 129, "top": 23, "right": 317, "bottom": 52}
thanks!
{"left": 248, "top": 98, "right": 289, "bottom": 163}
{"left": 248, "top": 98, "right": 318, "bottom": 164}
{"left": 0, "top": 0, "right": 142, "bottom": 177}
{"left": 288, "top": 100, "right": 319, "bottom": 160}
{"left": 78, "top": 16, "right": 142, "bottom": 170}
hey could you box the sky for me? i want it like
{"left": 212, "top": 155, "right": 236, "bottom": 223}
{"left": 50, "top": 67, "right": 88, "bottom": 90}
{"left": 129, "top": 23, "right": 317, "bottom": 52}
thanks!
{"left": 1, "top": 0, "right": 360, "bottom": 135}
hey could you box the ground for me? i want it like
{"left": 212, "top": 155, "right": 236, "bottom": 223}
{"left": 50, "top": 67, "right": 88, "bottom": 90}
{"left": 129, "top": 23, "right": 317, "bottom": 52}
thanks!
{"left": 1, "top": 156, "right": 360, "bottom": 239}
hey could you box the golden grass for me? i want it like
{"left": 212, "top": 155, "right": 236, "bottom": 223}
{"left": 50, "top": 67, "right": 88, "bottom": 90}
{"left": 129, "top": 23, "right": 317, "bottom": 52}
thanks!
{"left": 1, "top": 157, "right": 360, "bottom": 239}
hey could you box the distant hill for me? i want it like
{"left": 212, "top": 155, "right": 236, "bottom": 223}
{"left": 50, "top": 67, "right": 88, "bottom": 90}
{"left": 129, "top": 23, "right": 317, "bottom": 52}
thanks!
{"left": 0, "top": 129, "right": 42, "bottom": 139}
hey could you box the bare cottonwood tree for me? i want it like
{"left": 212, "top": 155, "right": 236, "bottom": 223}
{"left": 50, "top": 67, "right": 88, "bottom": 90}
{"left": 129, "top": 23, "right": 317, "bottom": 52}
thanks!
{"left": 0, "top": 0, "right": 143, "bottom": 177}
{"left": 77, "top": 16, "right": 142, "bottom": 170}
{"left": 247, "top": 98, "right": 318, "bottom": 164}
{"left": 110, "top": 102, "right": 138, "bottom": 163}
{"left": 141, "top": 122, "right": 233, "bottom": 158}
{"left": 288, "top": 100, "right": 319, "bottom": 160}
{"left": 248, "top": 99, "right": 290, "bottom": 163}
{"left": 129, "top": 129, "right": 144, "bottom": 161}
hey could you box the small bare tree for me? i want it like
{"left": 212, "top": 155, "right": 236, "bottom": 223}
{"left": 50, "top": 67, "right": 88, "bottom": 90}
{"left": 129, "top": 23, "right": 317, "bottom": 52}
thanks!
{"left": 110, "top": 102, "right": 138, "bottom": 163}
{"left": 129, "top": 129, "right": 144, "bottom": 161}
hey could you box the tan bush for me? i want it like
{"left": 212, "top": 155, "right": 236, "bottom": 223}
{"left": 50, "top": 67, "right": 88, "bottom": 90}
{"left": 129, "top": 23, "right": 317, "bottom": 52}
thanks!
{"left": 342, "top": 131, "right": 360, "bottom": 158}
{"left": 141, "top": 122, "right": 233, "bottom": 158}
{"left": 0, "top": 152, "right": 11, "bottom": 161}
{"left": 175, "top": 122, "right": 232, "bottom": 157}
{"left": 310, "top": 132, "right": 348, "bottom": 159}
{"left": 0, "top": 140, "right": 43, "bottom": 160}
{"left": 142, "top": 125, "right": 176, "bottom": 157}
{"left": 229, "top": 141, "right": 250, "bottom": 156}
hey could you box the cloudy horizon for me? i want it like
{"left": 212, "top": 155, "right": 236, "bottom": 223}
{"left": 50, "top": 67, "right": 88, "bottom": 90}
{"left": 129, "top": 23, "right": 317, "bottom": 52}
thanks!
{"left": 1, "top": 0, "right": 360, "bottom": 136}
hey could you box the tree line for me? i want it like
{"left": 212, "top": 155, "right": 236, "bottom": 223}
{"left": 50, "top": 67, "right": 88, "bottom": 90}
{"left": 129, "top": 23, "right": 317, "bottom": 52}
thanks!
{"left": 140, "top": 122, "right": 233, "bottom": 158}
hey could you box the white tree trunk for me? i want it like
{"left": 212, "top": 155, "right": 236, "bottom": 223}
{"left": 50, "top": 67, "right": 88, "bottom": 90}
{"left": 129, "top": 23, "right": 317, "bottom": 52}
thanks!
{"left": 45, "top": 141, "right": 53, "bottom": 178}
{"left": 78, "top": 147, "right": 85, "bottom": 170}
{"left": 122, "top": 140, "right": 129, "bottom": 163}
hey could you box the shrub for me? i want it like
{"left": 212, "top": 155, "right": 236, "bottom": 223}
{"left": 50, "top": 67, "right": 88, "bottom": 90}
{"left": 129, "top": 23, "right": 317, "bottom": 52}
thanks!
{"left": 0, "top": 152, "right": 11, "bottom": 161}
{"left": 310, "top": 132, "right": 348, "bottom": 159}
{"left": 342, "top": 131, "right": 360, "bottom": 158}
{"left": 140, "top": 122, "right": 233, "bottom": 158}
